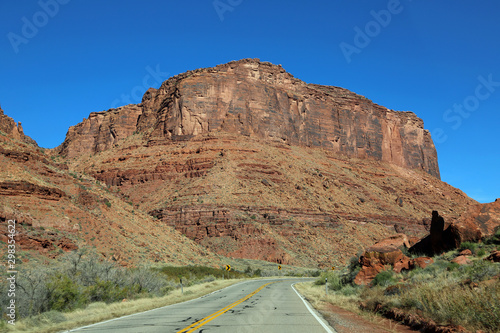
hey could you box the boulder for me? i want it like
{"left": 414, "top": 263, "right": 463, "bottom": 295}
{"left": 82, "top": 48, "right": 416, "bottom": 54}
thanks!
{"left": 411, "top": 257, "right": 434, "bottom": 269}
{"left": 459, "top": 249, "right": 472, "bottom": 256}
{"left": 451, "top": 255, "right": 471, "bottom": 265}
{"left": 355, "top": 235, "right": 412, "bottom": 284}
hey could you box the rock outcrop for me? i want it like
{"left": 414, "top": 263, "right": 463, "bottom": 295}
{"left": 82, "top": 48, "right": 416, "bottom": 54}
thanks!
{"left": 0, "top": 107, "right": 37, "bottom": 145}
{"left": 57, "top": 59, "right": 440, "bottom": 178}
{"left": 354, "top": 234, "right": 434, "bottom": 285}
{"left": 410, "top": 203, "right": 500, "bottom": 256}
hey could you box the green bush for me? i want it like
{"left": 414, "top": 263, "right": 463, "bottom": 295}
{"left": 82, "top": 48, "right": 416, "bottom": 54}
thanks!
{"left": 314, "top": 275, "right": 327, "bottom": 285}
{"left": 328, "top": 274, "right": 343, "bottom": 291}
{"left": 84, "top": 279, "right": 128, "bottom": 303}
{"left": 372, "top": 270, "right": 397, "bottom": 287}
{"left": 340, "top": 285, "right": 359, "bottom": 296}
{"left": 459, "top": 241, "right": 478, "bottom": 253}
{"left": 47, "top": 274, "right": 83, "bottom": 312}
{"left": 476, "top": 248, "right": 486, "bottom": 257}
{"left": 462, "top": 260, "right": 500, "bottom": 283}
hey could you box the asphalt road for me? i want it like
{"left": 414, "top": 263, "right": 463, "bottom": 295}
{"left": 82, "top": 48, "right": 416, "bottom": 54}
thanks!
{"left": 67, "top": 278, "right": 336, "bottom": 333}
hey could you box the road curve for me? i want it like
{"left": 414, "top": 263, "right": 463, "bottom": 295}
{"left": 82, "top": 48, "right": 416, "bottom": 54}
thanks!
{"left": 67, "top": 278, "right": 336, "bottom": 333}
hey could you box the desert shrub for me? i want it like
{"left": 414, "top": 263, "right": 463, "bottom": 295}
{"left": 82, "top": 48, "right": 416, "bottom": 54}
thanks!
{"left": 314, "top": 275, "right": 327, "bottom": 285}
{"left": 459, "top": 241, "right": 478, "bottom": 253}
{"left": 156, "top": 265, "right": 248, "bottom": 281}
{"left": 14, "top": 266, "right": 53, "bottom": 316}
{"left": 462, "top": 260, "right": 500, "bottom": 283}
{"left": 476, "top": 248, "right": 486, "bottom": 257}
{"left": 328, "top": 274, "right": 343, "bottom": 291}
{"left": 400, "top": 280, "right": 500, "bottom": 332}
{"left": 446, "top": 262, "right": 460, "bottom": 271}
{"left": 372, "top": 270, "right": 396, "bottom": 287}
{"left": 127, "top": 266, "right": 168, "bottom": 296}
{"left": 46, "top": 273, "right": 83, "bottom": 312}
{"left": 84, "top": 279, "right": 128, "bottom": 303}
{"left": 309, "top": 270, "right": 321, "bottom": 277}
{"left": 314, "top": 272, "right": 347, "bottom": 291}
{"left": 201, "top": 275, "right": 216, "bottom": 283}
{"left": 359, "top": 286, "right": 386, "bottom": 311}
{"left": 340, "top": 285, "right": 359, "bottom": 296}
{"left": 345, "top": 254, "right": 362, "bottom": 283}
{"left": 484, "top": 230, "right": 500, "bottom": 245}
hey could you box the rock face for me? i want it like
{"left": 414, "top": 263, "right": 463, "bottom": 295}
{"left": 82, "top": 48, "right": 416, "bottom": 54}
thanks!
{"left": 57, "top": 59, "right": 440, "bottom": 178}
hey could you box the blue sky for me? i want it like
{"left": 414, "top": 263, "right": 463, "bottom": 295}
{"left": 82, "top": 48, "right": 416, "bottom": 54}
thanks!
{"left": 1, "top": 0, "right": 499, "bottom": 203}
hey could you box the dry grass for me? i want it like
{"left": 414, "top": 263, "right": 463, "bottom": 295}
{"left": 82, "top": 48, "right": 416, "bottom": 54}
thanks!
{"left": 2, "top": 279, "right": 241, "bottom": 333}
{"left": 294, "top": 281, "right": 361, "bottom": 314}
{"left": 399, "top": 279, "right": 500, "bottom": 332}
{"left": 295, "top": 281, "right": 400, "bottom": 331}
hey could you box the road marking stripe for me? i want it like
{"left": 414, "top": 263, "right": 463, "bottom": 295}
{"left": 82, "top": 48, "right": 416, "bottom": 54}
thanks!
{"left": 291, "top": 283, "right": 336, "bottom": 333}
{"left": 177, "top": 282, "right": 275, "bottom": 333}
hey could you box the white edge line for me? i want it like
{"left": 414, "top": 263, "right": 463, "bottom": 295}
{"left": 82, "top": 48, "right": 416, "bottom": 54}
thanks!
{"left": 64, "top": 280, "right": 250, "bottom": 332}
{"left": 291, "top": 283, "right": 336, "bottom": 333}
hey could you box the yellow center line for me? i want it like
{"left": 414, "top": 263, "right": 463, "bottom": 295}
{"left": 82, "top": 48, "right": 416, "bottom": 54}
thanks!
{"left": 176, "top": 282, "right": 275, "bottom": 333}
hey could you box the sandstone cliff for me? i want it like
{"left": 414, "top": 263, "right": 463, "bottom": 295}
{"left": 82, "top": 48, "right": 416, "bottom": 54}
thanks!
{"left": 57, "top": 59, "right": 439, "bottom": 179}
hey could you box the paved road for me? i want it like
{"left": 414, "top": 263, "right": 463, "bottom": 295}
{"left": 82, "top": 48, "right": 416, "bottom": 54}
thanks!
{"left": 68, "top": 278, "right": 335, "bottom": 333}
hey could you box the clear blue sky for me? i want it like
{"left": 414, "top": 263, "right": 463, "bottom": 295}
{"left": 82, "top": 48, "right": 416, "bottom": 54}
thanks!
{"left": 1, "top": 1, "right": 499, "bottom": 203}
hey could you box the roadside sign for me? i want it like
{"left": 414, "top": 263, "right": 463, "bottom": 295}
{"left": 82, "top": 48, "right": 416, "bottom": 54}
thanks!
{"left": 226, "top": 265, "right": 231, "bottom": 271}
{"left": 331, "top": 266, "right": 335, "bottom": 271}
{"left": 278, "top": 265, "right": 282, "bottom": 270}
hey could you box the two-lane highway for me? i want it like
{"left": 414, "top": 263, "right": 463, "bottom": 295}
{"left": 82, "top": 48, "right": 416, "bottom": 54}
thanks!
{"left": 68, "top": 279, "right": 335, "bottom": 332}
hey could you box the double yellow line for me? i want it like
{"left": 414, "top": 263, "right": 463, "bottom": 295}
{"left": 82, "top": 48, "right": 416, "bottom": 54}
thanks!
{"left": 176, "top": 282, "right": 275, "bottom": 333}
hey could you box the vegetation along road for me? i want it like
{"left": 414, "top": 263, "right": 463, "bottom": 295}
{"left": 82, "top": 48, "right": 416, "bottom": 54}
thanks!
{"left": 66, "top": 278, "right": 335, "bottom": 333}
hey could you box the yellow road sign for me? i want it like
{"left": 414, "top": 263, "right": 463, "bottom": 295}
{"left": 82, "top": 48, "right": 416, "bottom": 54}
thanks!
{"left": 225, "top": 265, "right": 231, "bottom": 271}
{"left": 331, "top": 266, "right": 335, "bottom": 271}
{"left": 278, "top": 265, "right": 282, "bottom": 270}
